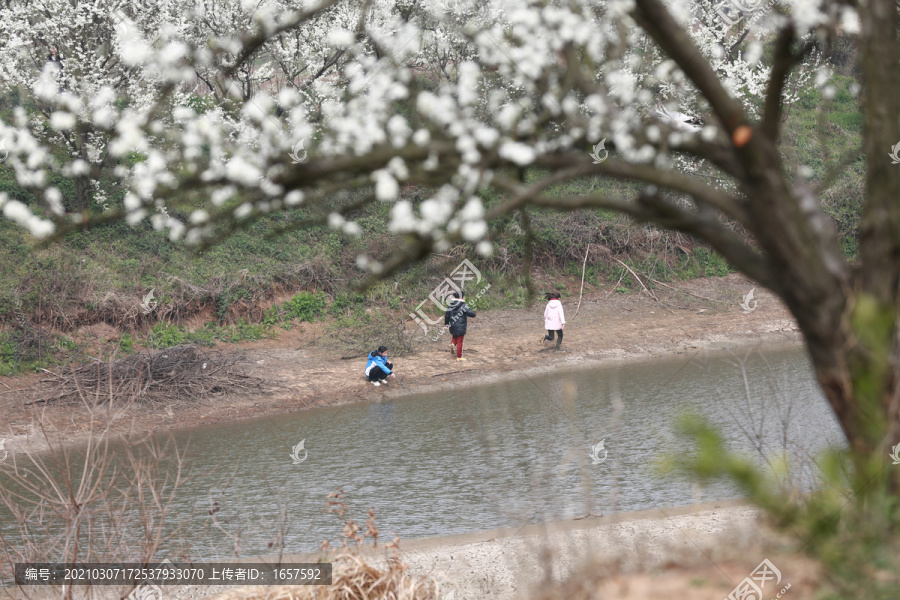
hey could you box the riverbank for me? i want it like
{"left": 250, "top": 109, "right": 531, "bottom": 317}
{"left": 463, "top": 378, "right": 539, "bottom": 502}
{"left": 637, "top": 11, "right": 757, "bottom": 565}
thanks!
{"left": 0, "top": 273, "right": 803, "bottom": 455}
{"left": 157, "top": 499, "right": 820, "bottom": 600}
{"left": 4, "top": 499, "right": 821, "bottom": 600}
{"left": 380, "top": 498, "right": 821, "bottom": 599}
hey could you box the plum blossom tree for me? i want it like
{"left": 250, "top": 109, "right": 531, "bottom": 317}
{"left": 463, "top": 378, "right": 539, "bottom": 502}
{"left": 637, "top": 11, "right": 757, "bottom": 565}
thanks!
{"left": 0, "top": 0, "right": 189, "bottom": 212}
{"left": 183, "top": 0, "right": 279, "bottom": 102}
{"left": 264, "top": 0, "right": 375, "bottom": 95}
{"left": 0, "top": 0, "right": 898, "bottom": 488}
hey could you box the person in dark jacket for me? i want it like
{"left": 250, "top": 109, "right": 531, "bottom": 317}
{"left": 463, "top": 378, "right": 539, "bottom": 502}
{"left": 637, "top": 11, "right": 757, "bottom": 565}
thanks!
{"left": 365, "top": 346, "right": 395, "bottom": 386}
{"left": 444, "top": 292, "right": 476, "bottom": 361}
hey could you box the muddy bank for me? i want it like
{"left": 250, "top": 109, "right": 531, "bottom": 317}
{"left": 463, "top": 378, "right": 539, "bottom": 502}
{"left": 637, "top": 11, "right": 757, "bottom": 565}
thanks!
{"left": 0, "top": 274, "right": 803, "bottom": 455}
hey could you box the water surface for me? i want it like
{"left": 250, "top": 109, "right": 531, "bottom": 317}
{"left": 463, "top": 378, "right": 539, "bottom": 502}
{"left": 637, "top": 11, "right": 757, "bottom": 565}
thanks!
{"left": 156, "top": 344, "right": 845, "bottom": 558}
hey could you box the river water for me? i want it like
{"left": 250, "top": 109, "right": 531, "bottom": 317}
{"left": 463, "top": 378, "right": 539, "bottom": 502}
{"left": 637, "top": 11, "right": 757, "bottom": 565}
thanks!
{"left": 158, "top": 344, "right": 844, "bottom": 559}
{"left": 1, "top": 344, "right": 847, "bottom": 562}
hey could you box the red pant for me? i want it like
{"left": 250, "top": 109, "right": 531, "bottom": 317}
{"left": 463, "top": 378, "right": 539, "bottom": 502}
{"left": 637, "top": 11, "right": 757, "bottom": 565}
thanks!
{"left": 451, "top": 334, "right": 465, "bottom": 358}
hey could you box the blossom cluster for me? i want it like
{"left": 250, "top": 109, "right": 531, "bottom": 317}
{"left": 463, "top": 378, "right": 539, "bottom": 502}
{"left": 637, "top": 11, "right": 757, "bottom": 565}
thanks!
{"left": 0, "top": 0, "right": 853, "bottom": 269}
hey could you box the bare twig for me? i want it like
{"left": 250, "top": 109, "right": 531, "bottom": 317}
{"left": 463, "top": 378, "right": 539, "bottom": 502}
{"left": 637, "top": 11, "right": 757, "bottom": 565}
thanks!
{"left": 605, "top": 269, "right": 629, "bottom": 299}
{"left": 611, "top": 257, "right": 676, "bottom": 314}
{"left": 645, "top": 276, "right": 717, "bottom": 302}
{"left": 27, "top": 345, "right": 268, "bottom": 406}
{"left": 0, "top": 402, "right": 195, "bottom": 598}
{"left": 571, "top": 245, "right": 591, "bottom": 320}
{"left": 430, "top": 370, "right": 474, "bottom": 378}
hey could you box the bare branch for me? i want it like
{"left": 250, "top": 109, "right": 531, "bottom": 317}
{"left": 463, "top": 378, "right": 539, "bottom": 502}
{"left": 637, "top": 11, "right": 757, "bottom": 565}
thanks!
{"left": 532, "top": 155, "right": 753, "bottom": 227}
{"left": 632, "top": 0, "right": 746, "bottom": 132}
{"left": 527, "top": 190, "right": 772, "bottom": 286}
{"left": 762, "top": 26, "right": 816, "bottom": 142}
{"left": 225, "top": 0, "right": 342, "bottom": 77}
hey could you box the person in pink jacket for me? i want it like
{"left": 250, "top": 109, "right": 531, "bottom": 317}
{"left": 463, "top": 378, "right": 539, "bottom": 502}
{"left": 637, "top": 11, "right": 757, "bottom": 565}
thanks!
{"left": 542, "top": 292, "right": 566, "bottom": 350}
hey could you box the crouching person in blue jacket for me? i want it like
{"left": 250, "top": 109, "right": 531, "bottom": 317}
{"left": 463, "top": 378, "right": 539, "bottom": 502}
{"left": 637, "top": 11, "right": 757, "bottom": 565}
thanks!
{"left": 365, "top": 345, "right": 395, "bottom": 386}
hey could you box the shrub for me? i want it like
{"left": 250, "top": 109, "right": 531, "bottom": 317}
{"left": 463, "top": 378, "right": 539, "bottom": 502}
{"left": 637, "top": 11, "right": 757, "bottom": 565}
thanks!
{"left": 325, "top": 310, "right": 416, "bottom": 358}
{"left": 678, "top": 247, "right": 733, "bottom": 279}
{"left": 146, "top": 323, "right": 215, "bottom": 349}
{"left": 329, "top": 292, "right": 366, "bottom": 318}
{"left": 283, "top": 291, "right": 328, "bottom": 322}
{"left": 211, "top": 319, "right": 272, "bottom": 343}
{"left": 119, "top": 333, "right": 134, "bottom": 354}
{"left": 0, "top": 327, "right": 77, "bottom": 376}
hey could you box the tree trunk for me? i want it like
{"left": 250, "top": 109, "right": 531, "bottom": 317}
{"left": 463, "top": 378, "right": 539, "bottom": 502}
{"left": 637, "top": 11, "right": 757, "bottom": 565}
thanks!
{"left": 75, "top": 173, "right": 91, "bottom": 212}
{"left": 853, "top": 0, "right": 900, "bottom": 479}
{"left": 718, "top": 0, "right": 900, "bottom": 484}
{"left": 800, "top": 0, "right": 900, "bottom": 488}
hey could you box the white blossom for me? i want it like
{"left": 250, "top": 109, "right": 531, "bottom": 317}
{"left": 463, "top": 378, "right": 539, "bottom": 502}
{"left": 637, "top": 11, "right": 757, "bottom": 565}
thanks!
{"left": 328, "top": 213, "right": 345, "bottom": 229}
{"left": 459, "top": 197, "right": 484, "bottom": 221}
{"left": 328, "top": 28, "right": 355, "bottom": 48}
{"left": 498, "top": 142, "right": 536, "bottom": 166}
{"left": 285, "top": 190, "right": 305, "bottom": 206}
{"left": 45, "top": 188, "right": 64, "bottom": 215}
{"left": 389, "top": 200, "right": 416, "bottom": 233}
{"left": 374, "top": 170, "right": 399, "bottom": 201}
{"left": 413, "top": 129, "right": 431, "bottom": 146}
{"left": 461, "top": 220, "right": 487, "bottom": 241}
{"left": 190, "top": 209, "right": 210, "bottom": 224}
{"left": 0, "top": 0, "right": 835, "bottom": 253}
{"left": 343, "top": 221, "right": 362, "bottom": 236}
{"left": 50, "top": 112, "right": 76, "bottom": 131}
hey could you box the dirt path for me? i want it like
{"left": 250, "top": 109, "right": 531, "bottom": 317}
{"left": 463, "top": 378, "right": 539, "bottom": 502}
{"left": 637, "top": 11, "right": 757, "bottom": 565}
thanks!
{"left": 0, "top": 274, "right": 802, "bottom": 454}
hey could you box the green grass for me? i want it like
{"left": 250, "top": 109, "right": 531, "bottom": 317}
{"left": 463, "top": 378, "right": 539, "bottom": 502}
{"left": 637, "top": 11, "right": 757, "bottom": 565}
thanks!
{"left": 119, "top": 333, "right": 135, "bottom": 354}
{"left": 282, "top": 291, "right": 329, "bottom": 322}
{"left": 677, "top": 247, "right": 733, "bottom": 279}
{"left": 145, "top": 319, "right": 278, "bottom": 349}
{"left": 0, "top": 329, "right": 78, "bottom": 376}
{"left": 780, "top": 73, "right": 864, "bottom": 260}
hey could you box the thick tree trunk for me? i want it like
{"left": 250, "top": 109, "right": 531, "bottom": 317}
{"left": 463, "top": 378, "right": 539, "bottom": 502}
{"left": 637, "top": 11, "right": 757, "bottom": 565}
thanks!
{"left": 795, "top": 0, "right": 900, "bottom": 488}
{"left": 728, "top": 0, "right": 900, "bottom": 482}
{"left": 806, "top": 313, "right": 900, "bottom": 494}
{"left": 803, "top": 312, "right": 889, "bottom": 455}
{"left": 853, "top": 0, "right": 900, "bottom": 476}
{"left": 630, "top": 0, "right": 900, "bottom": 479}
{"left": 75, "top": 173, "right": 91, "bottom": 212}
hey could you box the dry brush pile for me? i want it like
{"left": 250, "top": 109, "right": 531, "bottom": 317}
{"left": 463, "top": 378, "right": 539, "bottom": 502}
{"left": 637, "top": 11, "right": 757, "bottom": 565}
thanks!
{"left": 28, "top": 345, "right": 270, "bottom": 406}
{"left": 325, "top": 316, "right": 420, "bottom": 360}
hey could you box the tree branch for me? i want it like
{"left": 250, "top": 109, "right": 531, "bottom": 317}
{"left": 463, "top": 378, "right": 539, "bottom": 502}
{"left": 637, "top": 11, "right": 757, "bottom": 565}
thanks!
{"left": 526, "top": 189, "right": 771, "bottom": 285}
{"left": 532, "top": 155, "right": 753, "bottom": 228}
{"left": 225, "top": 0, "right": 342, "bottom": 77}
{"left": 857, "top": 0, "right": 900, "bottom": 305}
{"left": 761, "top": 25, "right": 796, "bottom": 142}
{"left": 762, "top": 26, "right": 815, "bottom": 142}
{"left": 632, "top": 0, "right": 746, "bottom": 132}
{"left": 668, "top": 137, "right": 746, "bottom": 180}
